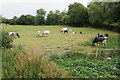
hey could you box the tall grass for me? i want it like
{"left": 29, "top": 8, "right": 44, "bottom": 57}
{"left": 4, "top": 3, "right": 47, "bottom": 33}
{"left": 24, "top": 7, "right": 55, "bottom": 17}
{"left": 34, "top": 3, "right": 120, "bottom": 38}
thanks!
{"left": 2, "top": 47, "right": 69, "bottom": 78}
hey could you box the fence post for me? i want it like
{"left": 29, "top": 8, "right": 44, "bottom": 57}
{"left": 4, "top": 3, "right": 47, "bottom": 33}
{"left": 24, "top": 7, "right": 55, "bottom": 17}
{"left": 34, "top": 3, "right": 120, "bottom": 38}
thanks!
{"left": 96, "top": 47, "right": 99, "bottom": 58}
{"left": 71, "top": 44, "right": 73, "bottom": 56}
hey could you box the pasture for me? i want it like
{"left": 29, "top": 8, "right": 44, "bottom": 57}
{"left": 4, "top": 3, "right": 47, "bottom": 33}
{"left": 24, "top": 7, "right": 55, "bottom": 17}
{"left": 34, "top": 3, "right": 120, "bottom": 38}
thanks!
{"left": 2, "top": 25, "right": 119, "bottom": 50}
{"left": 2, "top": 25, "right": 120, "bottom": 78}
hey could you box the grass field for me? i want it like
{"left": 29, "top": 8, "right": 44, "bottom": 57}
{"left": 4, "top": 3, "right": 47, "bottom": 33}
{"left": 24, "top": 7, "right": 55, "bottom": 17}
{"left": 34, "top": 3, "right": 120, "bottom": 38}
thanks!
{"left": 2, "top": 25, "right": 120, "bottom": 78}
{"left": 2, "top": 25, "right": 119, "bottom": 50}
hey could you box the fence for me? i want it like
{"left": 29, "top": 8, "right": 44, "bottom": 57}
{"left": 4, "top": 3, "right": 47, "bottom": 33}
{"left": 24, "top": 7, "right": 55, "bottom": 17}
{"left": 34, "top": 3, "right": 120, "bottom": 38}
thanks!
{"left": 76, "top": 46, "right": 120, "bottom": 58}
{"left": 34, "top": 45, "right": 73, "bottom": 56}
{"left": 34, "top": 44, "right": 120, "bottom": 58}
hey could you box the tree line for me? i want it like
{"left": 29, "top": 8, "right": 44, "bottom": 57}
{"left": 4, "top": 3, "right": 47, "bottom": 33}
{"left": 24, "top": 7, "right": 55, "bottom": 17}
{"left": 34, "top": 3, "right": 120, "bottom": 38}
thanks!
{"left": 2, "top": 2, "right": 120, "bottom": 28}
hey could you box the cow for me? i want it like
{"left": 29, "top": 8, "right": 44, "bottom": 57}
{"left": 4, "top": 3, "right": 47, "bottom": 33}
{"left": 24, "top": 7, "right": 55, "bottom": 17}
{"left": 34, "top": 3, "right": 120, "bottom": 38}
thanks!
{"left": 92, "top": 33, "right": 108, "bottom": 46}
{"left": 43, "top": 30, "right": 50, "bottom": 36}
{"left": 8, "top": 32, "right": 20, "bottom": 38}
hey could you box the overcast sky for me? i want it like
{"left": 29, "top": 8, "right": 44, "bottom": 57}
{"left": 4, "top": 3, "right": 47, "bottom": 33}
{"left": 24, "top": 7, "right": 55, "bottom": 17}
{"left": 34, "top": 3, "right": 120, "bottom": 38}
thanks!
{"left": 1, "top": 0, "right": 91, "bottom": 19}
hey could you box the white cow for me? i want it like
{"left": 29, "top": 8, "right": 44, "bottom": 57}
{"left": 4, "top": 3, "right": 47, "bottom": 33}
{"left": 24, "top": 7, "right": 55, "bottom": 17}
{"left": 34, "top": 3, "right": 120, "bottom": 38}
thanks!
{"left": 43, "top": 30, "right": 50, "bottom": 36}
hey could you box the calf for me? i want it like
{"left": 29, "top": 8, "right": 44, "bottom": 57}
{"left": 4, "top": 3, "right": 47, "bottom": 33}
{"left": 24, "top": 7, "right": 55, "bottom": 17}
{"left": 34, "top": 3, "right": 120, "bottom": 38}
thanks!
{"left": 80, "top": 32, "right": 83, "bottom": 34}
{"left": 73, "top": 32, "right": 76, "bottom": 34}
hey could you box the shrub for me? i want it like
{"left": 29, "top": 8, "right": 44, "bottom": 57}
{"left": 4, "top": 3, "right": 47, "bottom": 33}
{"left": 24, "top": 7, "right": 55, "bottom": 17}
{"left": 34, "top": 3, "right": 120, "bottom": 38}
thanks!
{"left": 38, "top": 60, "right": 69, "bottom": 78}
{"left": 2, "top": 47, "right": 69, "bottom": 78}
{"left": 2, "top": 31, "right": 13, "bottom": 48}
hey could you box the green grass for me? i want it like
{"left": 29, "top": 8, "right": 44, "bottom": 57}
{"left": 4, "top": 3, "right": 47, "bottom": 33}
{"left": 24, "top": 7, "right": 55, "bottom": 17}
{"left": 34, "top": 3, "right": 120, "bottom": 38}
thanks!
{"left": 2, "top": 25, "right": 119, "bottom": 50}
{"left": 78, "top": 35, "right": 119, "bottom": 49}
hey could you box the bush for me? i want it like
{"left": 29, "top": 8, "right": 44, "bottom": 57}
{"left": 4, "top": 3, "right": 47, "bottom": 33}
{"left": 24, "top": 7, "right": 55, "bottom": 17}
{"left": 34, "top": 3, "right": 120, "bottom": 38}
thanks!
{"left": 2, "top": 31, "right": 13, "bottom": 48}
{"left": 2, "top": 47, "right": 69, "bottom": 78}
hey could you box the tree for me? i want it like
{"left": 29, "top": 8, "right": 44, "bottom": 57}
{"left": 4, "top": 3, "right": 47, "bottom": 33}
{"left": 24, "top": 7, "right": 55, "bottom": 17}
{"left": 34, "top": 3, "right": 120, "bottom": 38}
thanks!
{"left": 36, "top": 8, "right": 46, "bottom": 16}
{"left": 2, "top": 17, "right": 10, "bottom": 25}
{"left": 35, "top": 15, "right": 45, "bottom": 25}
{"left": 61, "top": 15, "right": 70, "bottom": 25}
{"left": 88, "top": 3, "right": 104, "bottom": 26}
{"left": 46, "top": 10, "right": 61, "bottom": 25}
{"left": 68, "top": 2, "right": 89, "bottom": 27}
{"left": 36, "top": 9, "right": 46, "bottom": 25}
{"left": 10, "top": 16, "right": 18, "bottom": 25}
{"left": 17, "top": 15, "right": 35, "bottom": 25}
{"left": 88, "top": 2, "right": 120, "bottom": 26}
{"left": 17, "top": 15, "right": 26, "bottom": 25}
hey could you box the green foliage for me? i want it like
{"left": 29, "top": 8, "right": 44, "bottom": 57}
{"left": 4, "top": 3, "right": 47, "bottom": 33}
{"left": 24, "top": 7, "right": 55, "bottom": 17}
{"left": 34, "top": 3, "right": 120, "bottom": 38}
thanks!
{"left": 35, "top": 14, "right": 45, "bottom": 25}
{"left": 36, "top": 8, "right": 46, "bottom": 25}
{"left": 50, "top": 51, "right": 72, "bottom": 60}
{"left": 54, "top": 55, "right": 120, "bottom": 78}
{"left": 2, "top": 31, "right": 13, "bottom": 48}
{"left": 88, "top": 3, "right": 104, "bottom": 26}
{"left": 17, "top": 14, "right": 36, "bottom": 25}
{"left": 2, "top": 18, "right": 11, "bottom": 25}
{"left": 10, "top": 16, "right": 18, "bottom": 25}
{"left": 68, "top": 2, "right": 89, "bottom": 26}
{"left": 36, "top": 8, "right": 46, "bottom": 16}
{"left": 46, "top": 10, "right": 61, "bottom": 25}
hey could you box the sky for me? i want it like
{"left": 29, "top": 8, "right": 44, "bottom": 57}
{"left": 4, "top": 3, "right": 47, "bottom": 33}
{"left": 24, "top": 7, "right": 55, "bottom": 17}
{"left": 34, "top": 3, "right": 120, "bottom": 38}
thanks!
{"left": 1, "top": 0, "right": 91, "bottom": 19}
{"left": 1, "top": 0, "right": 119, "bottom": 19}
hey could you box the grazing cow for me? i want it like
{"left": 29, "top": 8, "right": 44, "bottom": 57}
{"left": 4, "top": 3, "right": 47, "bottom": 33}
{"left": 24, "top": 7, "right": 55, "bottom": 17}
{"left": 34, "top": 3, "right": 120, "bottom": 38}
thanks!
{"left": 60, "top": 28, "right": 68, "bottom": 33}
{"left": 80, "top": 32, "right": 83, "bottom": 34}
{"left": 43, "top": 30, "right": 50, "bottom": 36}
{"left": 38, "top": 31, "right": 42, "bottom": 36}
{"left": 73, "top": 32, "right": 77, "bottom": 34}
{"left": 8, "top": 32, "right": 20, "bottom": 38}
{"left": 92, "top": 33, "right": 108, "bottom": 46}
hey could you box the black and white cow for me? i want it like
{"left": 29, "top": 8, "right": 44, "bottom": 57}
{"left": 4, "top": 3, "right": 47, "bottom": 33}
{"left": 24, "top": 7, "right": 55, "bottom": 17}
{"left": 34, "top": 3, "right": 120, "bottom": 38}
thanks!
{"left": 73, "top": 32, "right": 77, "bottom": 34}
{"left": 8, "top": 32, "right": 20, "bottom": 38}
{"left": 92, "top": 33, "right": 108, "bottom": 46}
